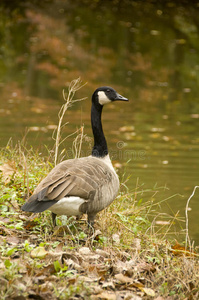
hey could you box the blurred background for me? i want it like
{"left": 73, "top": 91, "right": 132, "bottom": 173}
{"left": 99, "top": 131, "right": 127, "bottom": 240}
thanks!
{"left": 0, "top": 0, "right": 199, "bottom": 243}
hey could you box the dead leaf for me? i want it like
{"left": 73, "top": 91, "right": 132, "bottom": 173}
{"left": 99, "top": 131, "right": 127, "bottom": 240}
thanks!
{"left": 78, "top": 275, "right": 99, "bottom": 283}
{"left": 131, "top": 238, "right": 141, "bottom": 251}
{"left": 96, "top": 249, "right": 110, "bottom": 258}
{"left": 30, "top": 247, "right": 48, "bottom": 259}
{"left": 136, "top": 262, "right": 156, "bottom": 273}
{"left": 54, "top": 242, "right": 65, "bottom": 252}
{"left": 61, "top": 252, "right": 82, "bottom": 265}
{"left": 53, "top": 225, "right": 71, "bottom": 236}
{"left": 7, "top": 236, "right": 20, "bottom": 245}
{"left": 10, "top": 296, "right": 26, "bottom": 300}
{"left": 36, "top": 263, "right": 56, "bottom": 276}
{"left": 79, "top": 247, "right": 91, "bottom": 255}
{"left": 64, "top": 258, "right": 82, "bottom": 271}
{"left": 123, "top": 292, "right": 143, "bottom": 300}
{"left": 24, "top": 219, "right": 39, "bottom": 230}
{"left": 39, "top": 281, "right": 54, "bottom": 292}
{"left": 102, "top": 281, "right": 115, "bottom": 290}
{"left": 140, "top": 287, "right": 156, "bottom": 296}
{"left": 112, "top": 258, "right": 135, "bottom": 275}
{"left": 171, "top": 242, "right": 197, "bottom": 257}
{"left": 91, "top": 229, "right": 102, "bottom": 241}
{"left": 92, "top": 291, "right": 116, "bottom": 300}
{"left": 115, "top": 273, "right": 134, "bottom": 284}
{"left": 0, "top": 161, "right": 16, "bottom": 183}
{"left": 0, "top": 226, "right": 13, "bottom": 236}
{"left": 112, "top": 233, "right": 120, "bottom": 244}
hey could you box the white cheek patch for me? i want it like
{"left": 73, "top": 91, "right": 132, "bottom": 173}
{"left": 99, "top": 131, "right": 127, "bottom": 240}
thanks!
{"left": 98, "top": 91, "right": 111, "bottom": 105}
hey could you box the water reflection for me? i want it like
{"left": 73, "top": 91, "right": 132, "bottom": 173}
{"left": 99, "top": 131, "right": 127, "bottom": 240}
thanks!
{"left": 0, "top": 0, "right": 199, "bottom": 243}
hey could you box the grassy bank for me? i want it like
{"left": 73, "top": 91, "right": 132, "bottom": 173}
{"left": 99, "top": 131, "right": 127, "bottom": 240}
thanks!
{"left": 0, "top": 143, "right": 199, "bottom": 300}
{"left": 0, "top": 81, "right": 199, "bottom": 299}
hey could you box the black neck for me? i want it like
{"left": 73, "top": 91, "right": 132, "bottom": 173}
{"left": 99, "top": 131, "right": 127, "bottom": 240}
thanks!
{"left": 91, "top": 103, "right": 108, "bottom": 158}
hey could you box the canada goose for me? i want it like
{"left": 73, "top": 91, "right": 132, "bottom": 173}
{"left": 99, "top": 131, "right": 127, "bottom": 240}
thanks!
{"left": 22, "top": 86, "right": 128, "bottom": 227}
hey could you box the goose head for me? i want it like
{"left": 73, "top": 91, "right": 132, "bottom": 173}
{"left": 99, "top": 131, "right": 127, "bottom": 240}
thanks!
{"left": 92, "top": 86, "right": 128, "bottom": 107}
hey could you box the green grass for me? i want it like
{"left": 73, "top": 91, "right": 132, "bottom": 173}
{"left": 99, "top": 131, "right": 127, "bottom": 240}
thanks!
{"left": 0, "top": 143, "right": 199, "bottom": 300}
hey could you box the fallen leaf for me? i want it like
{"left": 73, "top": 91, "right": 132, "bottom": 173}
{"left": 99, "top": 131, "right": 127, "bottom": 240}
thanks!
{"left": 112, "top": 233, "right": 120, "bottom": 244}
{"left": 7, "top": 236, "right": 20, "bottom": 245}
{"left": 91, "top": 229, "right": 102, "bottom": 241}
{"left": 132, "top": 238, "right": 141, "bottom": 251}
{"left": 171, "top": 242, "right": 197, "bottom": 257}
{"left": 137, "top": 262, "right": 156, "bottom": 273}
{"left": 96, "top": 249, "right": 110, "bottom": 258}
{"left": 112, "top": 258, "right": 136, "bottom": 276}
{"left": 102, "top": 281, "right": 115, "bottom": 290}
{"left": 140, "top": 287, "right": 156, "bottom": 296}
{"left": 92, "top": 291, "right": 116, "bottom": 300}
{"left": 54, "top": 242, "right": 65, "bottom": 252}
{"left": 36, "top": 263, "right": 56, "bottom": 276}
{"left": 30, "top": 247, "right": 48, "bottom": 259}
{"left": 0, "top": 161, "right": 16, "bottom": 183}
{"left": 79, "top": 247, "right": 91, "bottom": 255}
{"left": 64, "top": 258, "right": 82, "bottom": 271}
{"left": 53, "top": 225, "right": 71, "bottom": 236}
{"left": 115, "top": 273, "right": 134, "bottom": 284}
{"left": 24, "top": 219, "right": 39, "bottom": 230}
{"left": 61, "top": 252, "right": 82, "bottom": 265}
{"left": 11, "top": 296, "right": 26, "bottom": 300}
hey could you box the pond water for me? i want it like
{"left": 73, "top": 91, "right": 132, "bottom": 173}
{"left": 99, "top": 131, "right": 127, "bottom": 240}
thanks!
{"left": 0, "top": 1, "right": 199, "bottom": 244}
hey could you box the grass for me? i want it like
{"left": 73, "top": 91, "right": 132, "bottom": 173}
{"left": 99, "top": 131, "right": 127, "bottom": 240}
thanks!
{"left": 0, "top": 142, "right": 199, "bottom": 299}
{"left": 0, "top": 81, "right": 199, "bottom": 299}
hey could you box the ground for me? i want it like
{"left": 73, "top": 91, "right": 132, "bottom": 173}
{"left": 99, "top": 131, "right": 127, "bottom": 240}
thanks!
{"left": 0, "top": 146, "right": 199, "bottom": 300}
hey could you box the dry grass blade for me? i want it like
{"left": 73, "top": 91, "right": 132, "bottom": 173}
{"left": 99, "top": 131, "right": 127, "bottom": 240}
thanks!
{"left": 185, "top": 186, "right": 199, "bottom": 250}
{"left": 53, "top": 78, "right": 87, "bottom": 165}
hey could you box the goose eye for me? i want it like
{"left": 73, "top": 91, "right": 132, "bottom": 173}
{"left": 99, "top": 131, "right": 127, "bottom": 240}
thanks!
{"left": 106, "top": 89, "right": 110, "bottom": 93}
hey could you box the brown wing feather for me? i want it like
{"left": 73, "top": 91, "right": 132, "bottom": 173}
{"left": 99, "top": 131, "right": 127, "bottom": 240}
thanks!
{"left": 22, "top": 156, "right": 119, "bottom": 214}
{"left": 33, "top": 157, "right": 113, "bottom": 201}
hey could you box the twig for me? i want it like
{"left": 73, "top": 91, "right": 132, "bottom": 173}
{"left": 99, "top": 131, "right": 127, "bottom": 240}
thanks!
{"left": 72, "top": 125, "right": 86, "bottom": 159}
{"left": 185, "top": 186, "right": 199, "bottom": 250}
{"left": 54, "top": 78, "right": 87, "bottom": 165}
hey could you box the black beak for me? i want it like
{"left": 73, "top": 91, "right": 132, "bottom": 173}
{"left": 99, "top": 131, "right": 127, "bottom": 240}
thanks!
{"left": 115, "top": 92, "right": 129, "bottom": 101}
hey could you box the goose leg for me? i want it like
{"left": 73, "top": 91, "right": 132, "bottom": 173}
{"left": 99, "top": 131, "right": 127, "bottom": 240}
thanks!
{"left": 51, "top": 212, "right": 57, "bottom": 226}
{"left": 87, "top": 213, "right": 96, "bottom": 228}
